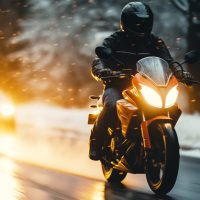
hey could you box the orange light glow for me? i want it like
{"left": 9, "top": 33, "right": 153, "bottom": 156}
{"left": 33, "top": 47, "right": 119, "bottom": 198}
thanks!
{"left": 0, "top": 158, "right": 24, "bottom": 200}
{"left": 0, "top": 103, "right": 15, "bottom": 117}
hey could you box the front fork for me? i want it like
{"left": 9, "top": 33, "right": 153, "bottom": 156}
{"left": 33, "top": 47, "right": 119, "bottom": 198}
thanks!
{"left": 140, "top": 112, "right": 174, "bottom": 152}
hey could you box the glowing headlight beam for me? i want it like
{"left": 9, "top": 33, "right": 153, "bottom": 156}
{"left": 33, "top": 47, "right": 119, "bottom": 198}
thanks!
{"left": 165, "top": 85, "right": 179, "bottom": 108}
{"left": 140, "top": 84, "right": 163, "bottom": 108}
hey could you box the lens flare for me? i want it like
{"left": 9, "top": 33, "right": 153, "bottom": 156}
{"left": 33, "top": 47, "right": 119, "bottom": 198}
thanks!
{"left": 0, "top": 103, "right": 15, "bottom": 117}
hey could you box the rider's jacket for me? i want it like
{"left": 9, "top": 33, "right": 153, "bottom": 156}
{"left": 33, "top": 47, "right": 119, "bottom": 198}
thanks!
{"left": 92, "top": 30, "right": 173, "bottom": 89}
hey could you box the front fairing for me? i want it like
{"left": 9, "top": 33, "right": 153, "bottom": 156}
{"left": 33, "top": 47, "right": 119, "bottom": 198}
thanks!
{"left": 123, "top": 57, "right": 179, "bottom": 112}
{"left": 136, "top": 56, "right": 172, "bottom": 86}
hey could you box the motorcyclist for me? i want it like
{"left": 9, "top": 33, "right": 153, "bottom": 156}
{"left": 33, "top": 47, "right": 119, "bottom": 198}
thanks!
{"left": 89, "top": 1, "right": 193, "bottom": 160}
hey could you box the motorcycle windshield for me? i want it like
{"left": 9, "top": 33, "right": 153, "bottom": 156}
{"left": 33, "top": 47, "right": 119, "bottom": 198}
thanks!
{"left": 136, "top": 56, "right": 172, "bottom": 86}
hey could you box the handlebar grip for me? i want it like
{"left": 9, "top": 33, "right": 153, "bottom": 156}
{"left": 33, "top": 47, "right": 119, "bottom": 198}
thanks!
{"left": 101, "top": 74, "right": 131, "bottom": 80}
{"left": 181, "top": 78, "right": 200, "bottom": 86}
{"left": 191, "top": 80, "right": 200, "bottom": 85}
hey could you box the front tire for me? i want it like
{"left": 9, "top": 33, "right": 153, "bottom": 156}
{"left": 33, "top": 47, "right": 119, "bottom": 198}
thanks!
{"left": 146, "top": 123, "right": 180, "bottom": 195}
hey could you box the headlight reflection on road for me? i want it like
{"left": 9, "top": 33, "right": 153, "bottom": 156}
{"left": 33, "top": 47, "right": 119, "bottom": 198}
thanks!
{"left": 0, "top": 135, "right": 16, "bottom": 157}
{"left": 0, "top": 135, "right": 21, "bottom": 200}
{"left": 89, "top": 182, "right": 105, "bottom": 200}
{"left": 0, "top": 158, "right": 24, "bottom": 200}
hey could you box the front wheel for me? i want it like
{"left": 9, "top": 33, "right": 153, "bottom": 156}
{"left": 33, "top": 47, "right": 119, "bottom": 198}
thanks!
{"left": 146, "top": 123, "right": 180, "bottom": 195}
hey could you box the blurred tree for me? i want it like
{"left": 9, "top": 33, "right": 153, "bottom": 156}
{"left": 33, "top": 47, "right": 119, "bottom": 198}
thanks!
{"left": 186, "top": 0, "right": 200, "bottom": 112}
{"left": 1, "top": 0, "right": 197, "bottom": 109}
{"left": 8, "top": 0, "right": 131, "bottom": 106}
{"left": 0, "top": 0, "right": 29, "bottom": 102}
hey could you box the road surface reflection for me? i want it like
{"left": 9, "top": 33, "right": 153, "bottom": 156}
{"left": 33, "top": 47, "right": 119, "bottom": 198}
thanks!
{"left": 0, "top": 158, "right": 24, "bottom": 200}
{"left": 104, "top": 182, "right": 176, "bottom": 200}
{"left": 0, "top": 157, "right": 174, "bottom": 200}
{"left": 0, "top": 123, "right": 199, "bottom": 200}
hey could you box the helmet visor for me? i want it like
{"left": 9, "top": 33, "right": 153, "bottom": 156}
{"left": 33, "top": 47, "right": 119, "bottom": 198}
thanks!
{"left": 124, "top": 17, "right": 153, "bottom": 34}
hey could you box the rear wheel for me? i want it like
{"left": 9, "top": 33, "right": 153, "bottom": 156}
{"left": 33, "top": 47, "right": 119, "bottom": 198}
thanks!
{"left": 101, "top": 161, "right": 127, "bottom": 183}
{"left": 101, "top": 129, "right": 127, "bottom": 183}
{"left": 146, "top": 123, "right": 180, "bottom": 195}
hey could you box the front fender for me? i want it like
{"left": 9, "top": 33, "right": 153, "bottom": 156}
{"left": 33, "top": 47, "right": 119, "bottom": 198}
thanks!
{"left": 141, "top": 116, "right": 173, "bottom": 149}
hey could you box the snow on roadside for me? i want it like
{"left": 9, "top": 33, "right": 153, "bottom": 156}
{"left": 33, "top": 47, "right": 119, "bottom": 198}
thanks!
{"left": 176, "top": 113, "right": 200, "bottom": 150}
{"left": 16, "top": 103, "right": 200, "bottom": 146}
{"left": 181, "top": 149, "right": 200, "bottom": 158}
{"left": 15, "top": 102, "right": 200, "bottom": 158}
{"left": 16, "top": 103, "right": 91, "bottom": 139}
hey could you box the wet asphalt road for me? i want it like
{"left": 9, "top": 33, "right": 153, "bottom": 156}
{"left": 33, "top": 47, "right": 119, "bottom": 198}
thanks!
{"left": 0, "top": 155, "right": 199, "bottom": 200}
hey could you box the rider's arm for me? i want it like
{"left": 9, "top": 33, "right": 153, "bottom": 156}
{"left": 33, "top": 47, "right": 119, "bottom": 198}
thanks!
{"left": 91, "top": 31, "right": 122, "bottom": 81}
{"left": 91, "top": 57, "right": 106, "bottom": 81}
{"left": 153, "top": 36, "right": 174, "bottom": 64}
{"left": 102, "top": 30, "right": 122, "bottom": 50}
{"left": 153, "top": 36, "right": 180, "bottom": 74}
{"left": 153, "top": 36, "right": 193, "bottom": 83}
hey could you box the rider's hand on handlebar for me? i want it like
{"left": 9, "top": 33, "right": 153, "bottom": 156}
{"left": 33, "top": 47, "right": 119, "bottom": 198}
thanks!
{"left": 181, "top": 71, "right": 194, "bottom": 86}
{"left": 174, "top": 70, "right": 194, "bottom": 86}
{"left": 171, "top": 62, "right": 195, "bottom": 86}
{"left": 98, "top": 68, "right": 113, "bottom": 78}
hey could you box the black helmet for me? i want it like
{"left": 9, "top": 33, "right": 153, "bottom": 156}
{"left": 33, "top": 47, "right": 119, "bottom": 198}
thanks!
{"left": 120, "top": 2, "right": 153, "bottom": 37}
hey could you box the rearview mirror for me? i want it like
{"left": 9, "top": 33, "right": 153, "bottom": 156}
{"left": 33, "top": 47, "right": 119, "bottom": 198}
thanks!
{"left": 95, "top": 46, "right": 112, "bottom": 59}
{"left": 184, "top": 50, "right": 200, "bottom": 64}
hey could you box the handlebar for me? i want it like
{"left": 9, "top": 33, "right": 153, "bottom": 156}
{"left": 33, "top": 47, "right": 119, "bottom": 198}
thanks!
{"left": 181, "top": 79, "right": 200, "bottom": 85}
{"left": 101, "top": 70, "right": 200, "bottom": 86}
{"left": 101, "top": 74, "right": 131, "bottom": 81}
{"left": 170, "top": 61, "right": 200, "bottom": 86}
{"left": 101, "top": 69, "right": 134, "bottom": 81}
{"left": 191, "top": 80, "right": 200, "bottom": 85}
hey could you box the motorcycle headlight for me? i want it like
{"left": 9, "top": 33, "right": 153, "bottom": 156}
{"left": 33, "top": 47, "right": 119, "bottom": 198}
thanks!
{"left": 165, "top": 85, "right": 179, "bottom": 108}
{"left": 140, "top": 84, "right": 162, "bottom": 108}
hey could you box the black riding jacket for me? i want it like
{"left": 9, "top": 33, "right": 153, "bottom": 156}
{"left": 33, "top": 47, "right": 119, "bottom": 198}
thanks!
{"left": 92, "top": 30, "right": 173, "bottom": 89}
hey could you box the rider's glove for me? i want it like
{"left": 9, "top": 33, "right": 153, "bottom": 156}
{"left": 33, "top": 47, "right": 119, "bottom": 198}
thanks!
{"left": 173, "top": 69, "right": 194, "bottom": 86}
{"left": 181, "top": 71, "right": 194, "bottom": 86}
{"left": 171, "top": 62, "right": 194, "bottom": 86}
{"left": 97, "top": 68, "right": 113, "bottom": 79}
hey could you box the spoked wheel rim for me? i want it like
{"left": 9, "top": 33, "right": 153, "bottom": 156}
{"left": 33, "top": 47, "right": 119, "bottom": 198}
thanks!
{"left": 101, "top": 160, "right": 127, "bottom": 183}
{"left": 102, "top": 161, "right": 113, "bottom": 177}
{"left": 101, "top": 131, "right": 127, "bottom": 183}
{"left": 101, "top": 135, "right": 114, "bottom": 180}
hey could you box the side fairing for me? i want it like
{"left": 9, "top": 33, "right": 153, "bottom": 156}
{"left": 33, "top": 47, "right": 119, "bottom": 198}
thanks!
{"left": 116, "top": 99, "right": 138, "bottom": 137}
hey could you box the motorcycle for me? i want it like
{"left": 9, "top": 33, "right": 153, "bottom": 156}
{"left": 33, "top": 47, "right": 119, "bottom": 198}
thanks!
{"left": 88, "top": 47, "right": 200, "bottom": 195}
